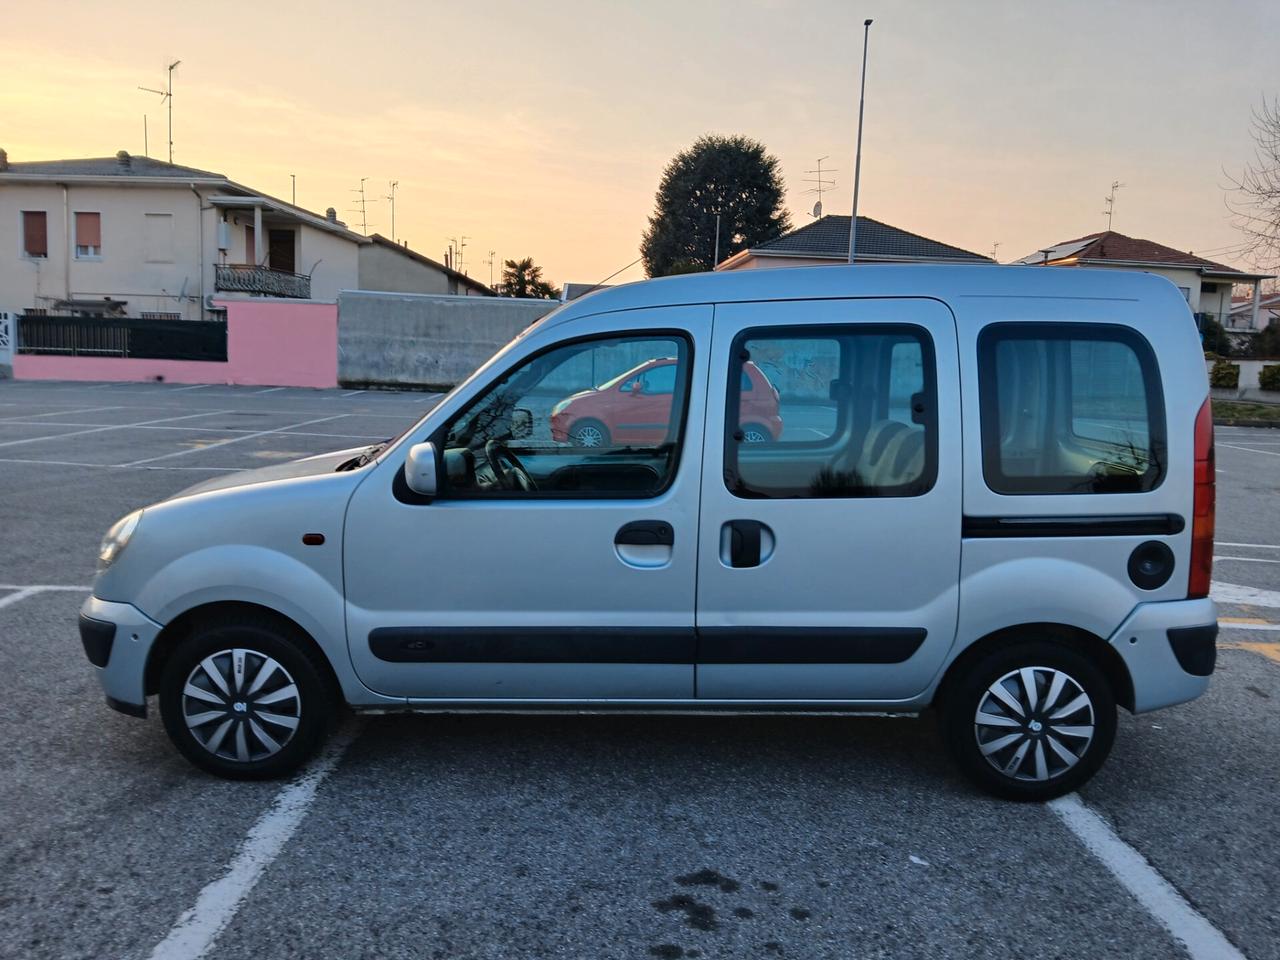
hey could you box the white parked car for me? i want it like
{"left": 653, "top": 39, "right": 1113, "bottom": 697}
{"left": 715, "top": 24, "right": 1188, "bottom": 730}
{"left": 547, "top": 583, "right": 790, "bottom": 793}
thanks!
{"left": 80, "top": 265, "right": 1217, "bottom": 800}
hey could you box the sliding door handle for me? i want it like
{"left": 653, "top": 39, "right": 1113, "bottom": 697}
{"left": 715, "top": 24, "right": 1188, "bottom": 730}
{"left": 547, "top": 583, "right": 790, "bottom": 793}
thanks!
{"left": 724, "top": 519, "right": 770, "bottom": 568}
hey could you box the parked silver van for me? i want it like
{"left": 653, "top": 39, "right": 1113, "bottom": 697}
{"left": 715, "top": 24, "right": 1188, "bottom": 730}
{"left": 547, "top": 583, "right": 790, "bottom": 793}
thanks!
{"left": 80, "top": 266, "right": 1217, "bottom": 800}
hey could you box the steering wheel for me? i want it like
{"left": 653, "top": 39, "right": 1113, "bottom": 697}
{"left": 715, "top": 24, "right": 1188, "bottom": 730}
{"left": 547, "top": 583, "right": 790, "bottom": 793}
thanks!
{"left": 484, "top": 440, "right": 537, "bottom": 492}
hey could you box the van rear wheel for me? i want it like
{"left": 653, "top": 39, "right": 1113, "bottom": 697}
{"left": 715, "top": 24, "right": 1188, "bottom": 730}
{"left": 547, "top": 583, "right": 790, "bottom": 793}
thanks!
{"left": 940, "top": 641, "right": 1116, "bottom": 801}
{"left": 158, "top": 616, "right": 334, "bottom": 780}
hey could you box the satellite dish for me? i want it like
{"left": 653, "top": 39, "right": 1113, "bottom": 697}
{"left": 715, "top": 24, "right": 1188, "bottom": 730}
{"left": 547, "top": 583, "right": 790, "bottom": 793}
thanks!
{"left": 812, "top": 200, "right": 823, "bottom": 218}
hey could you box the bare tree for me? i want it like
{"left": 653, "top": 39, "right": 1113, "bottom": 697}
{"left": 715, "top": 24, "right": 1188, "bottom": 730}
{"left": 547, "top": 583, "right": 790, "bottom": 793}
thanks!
{"left": 1228, "top": 96, "right": 1280, "bottom": 270}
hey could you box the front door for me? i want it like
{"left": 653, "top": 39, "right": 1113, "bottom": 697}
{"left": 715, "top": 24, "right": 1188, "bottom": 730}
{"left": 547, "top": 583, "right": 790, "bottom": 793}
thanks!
{"left": 343, "top": 307, "right": 710, "bottom": 700}
{"left": 695, "top": 298, "right": 962, "bottom": 702}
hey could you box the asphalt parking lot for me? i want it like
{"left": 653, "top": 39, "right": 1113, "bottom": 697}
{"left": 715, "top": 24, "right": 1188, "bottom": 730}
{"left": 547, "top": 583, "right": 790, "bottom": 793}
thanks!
{"left": 1, "top": 378, "right": 1278, "bottom": 960}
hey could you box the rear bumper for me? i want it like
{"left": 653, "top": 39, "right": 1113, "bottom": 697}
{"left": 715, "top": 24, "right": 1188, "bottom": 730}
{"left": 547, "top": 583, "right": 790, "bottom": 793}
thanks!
{"left": 1109, "top": 597, "right": 1217, "bottom": 713}
{"left": 79, "top": 595, "right": 162, "bottom": 718}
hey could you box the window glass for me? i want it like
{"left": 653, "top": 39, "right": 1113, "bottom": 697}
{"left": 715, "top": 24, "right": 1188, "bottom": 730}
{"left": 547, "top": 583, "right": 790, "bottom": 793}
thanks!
{"left": 726, "top": 326, "right": 935, "bottom": 499}
{"left": 74, "top": 211, "right": 101, "bottom": 258}
{"left": 979, "top": 324, "right": 1165, "bottom": 495}
{"left": 437, "top": 334, "right": 690, "bottom": 498}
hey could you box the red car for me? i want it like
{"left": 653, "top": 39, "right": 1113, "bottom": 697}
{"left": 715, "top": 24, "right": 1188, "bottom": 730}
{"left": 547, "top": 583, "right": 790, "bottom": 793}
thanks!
{"left": 550, "top": 358, "right": 783, "bottom": 447}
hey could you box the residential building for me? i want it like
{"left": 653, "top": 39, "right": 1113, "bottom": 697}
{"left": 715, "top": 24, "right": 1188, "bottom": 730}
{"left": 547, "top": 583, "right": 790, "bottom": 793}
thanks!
{"left": 359, "top": 234, "right": 493, "bottom": 296}
{"left": 1229, "top": 290, "right": 1280, "bottom": 332}
{"left": 715, "top": 214, "right": 993, "bottom": 271}
{"left": 1014, "top": 231, "right": 1273, "bottom": 330}
{"left": 0, "top": 149, "right": 490, "bottom": 322}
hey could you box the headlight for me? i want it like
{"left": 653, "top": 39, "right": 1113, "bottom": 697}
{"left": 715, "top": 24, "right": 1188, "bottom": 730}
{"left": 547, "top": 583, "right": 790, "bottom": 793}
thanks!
{"left": 98, "top": 510, "right": 142, "bottom": 568}
{"left": 551, "top": 399, "right": 571, "bottom": 416}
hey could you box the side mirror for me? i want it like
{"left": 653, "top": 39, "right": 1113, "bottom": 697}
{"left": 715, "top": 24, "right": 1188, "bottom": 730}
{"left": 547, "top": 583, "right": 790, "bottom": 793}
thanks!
{"left": 404, "top": 442, "right": 439, "bottom": 497}
{"left": 510, "top": 408, "right": 533, "bottom": 440}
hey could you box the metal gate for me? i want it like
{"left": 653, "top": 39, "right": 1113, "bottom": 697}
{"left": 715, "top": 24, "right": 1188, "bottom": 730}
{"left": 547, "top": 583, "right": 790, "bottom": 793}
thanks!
{"left": 0, "top": 311, "right": 14, "bottom": 374}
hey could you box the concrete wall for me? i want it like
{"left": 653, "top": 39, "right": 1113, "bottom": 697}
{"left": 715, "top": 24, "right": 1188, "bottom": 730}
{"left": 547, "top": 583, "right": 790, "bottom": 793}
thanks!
{"left": 1207, "top": 358, "right": 1280, "bottom": 404}
{"left": 12, "top": 298, "right": 338, "bottom": 387}
{"left": 338, "top": 290, "right": 559, "bottom": 389}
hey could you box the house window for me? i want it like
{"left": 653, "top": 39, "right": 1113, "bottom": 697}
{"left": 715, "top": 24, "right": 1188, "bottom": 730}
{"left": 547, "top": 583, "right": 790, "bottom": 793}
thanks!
{"left": 75, "top": 212, "right": 102, "bottom": 258}
{"left": 144, "top": 213, "right": 174, "bottom": 263}
{"left": 22, "top": 211, "right": 48, "bottom": 258}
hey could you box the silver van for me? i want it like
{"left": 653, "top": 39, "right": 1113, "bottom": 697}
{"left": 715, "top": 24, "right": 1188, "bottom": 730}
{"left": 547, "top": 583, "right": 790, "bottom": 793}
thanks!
{"left": 80, "top": 265, "right": 1218, "bottom": 800}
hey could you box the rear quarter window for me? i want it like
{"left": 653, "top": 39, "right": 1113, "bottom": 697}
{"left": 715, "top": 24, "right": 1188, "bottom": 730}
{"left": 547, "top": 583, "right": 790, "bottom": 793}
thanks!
{"left": 977, "top": 323, "right": 1166, "bottom": 495}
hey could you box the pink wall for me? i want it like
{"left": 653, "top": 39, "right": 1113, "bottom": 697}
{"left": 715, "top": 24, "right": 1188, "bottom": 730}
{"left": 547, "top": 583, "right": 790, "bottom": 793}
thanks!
{"left": 13, "top": 300, "right": 338, "bottom": 389}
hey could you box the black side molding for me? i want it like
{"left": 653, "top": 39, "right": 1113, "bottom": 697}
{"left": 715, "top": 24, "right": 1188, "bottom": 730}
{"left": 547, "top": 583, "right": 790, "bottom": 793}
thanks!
{"left": 79, "top": 615, "right": 116, "bottom": 668}
{"left": 369, "top": 627, "right": 697, "bottom": 664}
{"left": 963, "top": 514, "right": 1185, "bottom": 539}
{"left": 369, "top": 626, "right": 927, "bottom": 665}
{"left": 698, "top": 627, "right": 926, "bottom": 664}
{"left": 1167, "top": 624, "right": 1218, "bottom": 677}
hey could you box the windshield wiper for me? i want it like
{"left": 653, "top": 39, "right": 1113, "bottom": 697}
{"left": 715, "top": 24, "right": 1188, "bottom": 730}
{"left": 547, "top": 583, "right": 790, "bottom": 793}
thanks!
{"left": 336, "top": 440, "right": 389, "bottom": 471}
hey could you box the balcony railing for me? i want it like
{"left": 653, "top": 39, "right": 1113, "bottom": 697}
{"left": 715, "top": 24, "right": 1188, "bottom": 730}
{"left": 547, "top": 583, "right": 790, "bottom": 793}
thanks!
{"left": 215, "top": 264, "right": 311, "bottom": 299}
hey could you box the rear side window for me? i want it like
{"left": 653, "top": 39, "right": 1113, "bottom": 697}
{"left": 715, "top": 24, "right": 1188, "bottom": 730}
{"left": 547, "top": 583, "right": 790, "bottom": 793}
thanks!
{"left": 725, "top": 325, "right": 936, "bottom": 499}
{"left": 978, "top": 323, "right": 1165, "bottom": 495}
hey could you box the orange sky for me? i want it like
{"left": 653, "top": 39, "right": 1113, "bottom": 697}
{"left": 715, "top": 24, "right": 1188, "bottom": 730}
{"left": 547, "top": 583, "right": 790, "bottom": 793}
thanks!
{"left": 3, "top": 0, "right": 1277, "bottom": 286}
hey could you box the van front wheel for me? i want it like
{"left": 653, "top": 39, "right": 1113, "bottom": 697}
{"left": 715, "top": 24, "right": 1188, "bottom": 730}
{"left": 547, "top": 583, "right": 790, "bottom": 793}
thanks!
{"left": 158, "top": 617, "right": 334, "bottom": 780}
{"left": 941, "top": 641, "right": 1117, "bottom": 801}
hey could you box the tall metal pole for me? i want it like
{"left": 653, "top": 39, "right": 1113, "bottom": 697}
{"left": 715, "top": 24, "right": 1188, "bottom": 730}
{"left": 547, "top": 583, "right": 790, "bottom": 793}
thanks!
{"left": 713, "top": 213, "right": 721, "bottom": 269}
{"left": 848, "top": 19, "right": 873, "bottom": 264}
{"left": 166, "top": 60, "right": 180, "bottom": 164}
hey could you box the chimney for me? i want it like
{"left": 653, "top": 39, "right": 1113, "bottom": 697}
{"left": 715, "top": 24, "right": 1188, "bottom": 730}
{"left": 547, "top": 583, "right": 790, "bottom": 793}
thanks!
{"left": 326, "top": 207, "right": 337, "bottom": 223}
{"left": 0, "top": 148, "right": 9, "bottom": 172}
{"left": 116, "top": 150, "right": 132, "bottom": 169}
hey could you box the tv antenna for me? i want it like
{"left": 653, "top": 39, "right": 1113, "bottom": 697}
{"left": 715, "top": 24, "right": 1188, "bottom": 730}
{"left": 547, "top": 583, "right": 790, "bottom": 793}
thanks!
{"left": 803, "top": 155, "right": 838, "bottom": 218}
{"left": 989, "top": 241, "right": 1001, "bottom": 262}
{"left": 383, "top": 181, "right": 399, "bottom": 242}
{"left": 137, "top": 59, "right": 180, "bottom": 163}
{"left": 447, "top": 235, "right": 470, "bottom": 273}
{"left": 484, "top": 249, "right": 496, "bottom": 288}
{"left": 1103, "top": 180, "right": 1124, "bottom": 230}
{"left": 349, "top": 178, "right": 376, "bottom": 234}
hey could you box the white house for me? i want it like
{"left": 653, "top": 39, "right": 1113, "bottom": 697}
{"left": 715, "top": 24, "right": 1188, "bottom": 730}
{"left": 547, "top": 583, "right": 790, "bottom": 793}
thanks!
{"left": 0, "top": 149, "right": 491, "bottom": 323}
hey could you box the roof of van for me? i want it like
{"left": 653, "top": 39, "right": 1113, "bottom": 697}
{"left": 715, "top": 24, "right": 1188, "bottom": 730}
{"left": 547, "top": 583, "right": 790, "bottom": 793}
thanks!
{"left": 543, "top": 263, "right": 1186, "bottom": 329}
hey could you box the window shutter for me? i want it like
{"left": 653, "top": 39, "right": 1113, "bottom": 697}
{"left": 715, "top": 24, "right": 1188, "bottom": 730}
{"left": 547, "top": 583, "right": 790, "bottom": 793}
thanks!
{"left": 23, "top": 211, "right": 48, "bottom": 256}
{"left": 76, "top": 212, "right": 102, "bottom": 247}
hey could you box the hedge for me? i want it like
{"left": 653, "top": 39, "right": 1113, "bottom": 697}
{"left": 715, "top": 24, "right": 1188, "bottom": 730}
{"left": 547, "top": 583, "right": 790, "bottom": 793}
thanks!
{"left": 1260, "top": 364, "right": 1280, "bottom": 392}
{"left": 1210, "top": 360, "right": 1240, "bottom": 389}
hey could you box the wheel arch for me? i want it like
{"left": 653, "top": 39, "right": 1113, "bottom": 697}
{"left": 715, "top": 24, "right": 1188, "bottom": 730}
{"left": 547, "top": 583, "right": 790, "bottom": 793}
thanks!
{"left": 144, "top": 600, "right": 342, "bottom": 703}
{"left": 934, "top": 622, "right": 1135, "bottom": 714}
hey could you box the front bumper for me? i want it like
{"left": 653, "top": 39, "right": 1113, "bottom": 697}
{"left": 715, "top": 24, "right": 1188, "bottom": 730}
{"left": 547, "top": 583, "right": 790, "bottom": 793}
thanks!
{"left": 79, "top": 595, "right": 163, "bottom": 718}
{"left": 1109, "top": 597, "right": 1217, "bottom": 713}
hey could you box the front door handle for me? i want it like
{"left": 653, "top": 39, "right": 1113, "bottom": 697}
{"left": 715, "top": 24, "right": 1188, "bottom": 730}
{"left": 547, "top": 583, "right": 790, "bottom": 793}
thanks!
{"left": 724, "top": 519, "right": 770, "bottom": 568}
{"left": 615, "top": 520, "right": 674, "bottom": 547}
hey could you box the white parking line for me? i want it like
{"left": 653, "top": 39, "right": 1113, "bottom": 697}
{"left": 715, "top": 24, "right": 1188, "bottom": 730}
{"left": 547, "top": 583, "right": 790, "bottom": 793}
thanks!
{"left": 341, "top": 390, "right": 365, "bottom": 398}
{"left": 1219, "top": 621, "right": 1280, "bottom": 632}
{"left": 0, "top": 405, "right": 126, "bottom": 422}
{"left": 169, "top": 384, "right": 213, "bottom": 392}
{"left": 0, "top": 410, "right": 232, "bottom": 450}
{"left": 1219, "top": 442, "right": 1280, "bottom": 458}
{"left": 1048, "top": 794, "right": 1245, "bottom": 960}
{"left": 1212, "top": 580, "right": 1280, "bottom": 609}
{"left": 146, "top": 725, "right": 358, "bottom": 960}
{"left": 1216, "top": 555, "right": 1280, "bottom": 564}
{"left": 0, "top": 457, "right": 239, "bottom": 472}
{"left": 254, "top": 387, "right": 285, "bottom": 394}
{"left": 1218, "top": 541, "right": 1280, "bottom": 550}
{"left": 0, "top": 584, "right": 93, "bottom": 609}
{"left": 121, "top": 415, "right": 347, "bottom": 466}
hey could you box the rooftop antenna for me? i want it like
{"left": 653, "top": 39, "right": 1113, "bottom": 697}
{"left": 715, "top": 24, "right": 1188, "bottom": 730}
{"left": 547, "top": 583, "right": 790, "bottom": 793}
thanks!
{"left": 349, "top": 178, "right": 374, "bottom": 234}
{"left": 847, "top": 20, "right": 873, "bottom": 263}
{"left": 137, "top": 59, "right": 180, "bottom": 163}
{"left": 384, "top": 181, "right": 399, "bottom": 242}
{"left": 989, "top": 241, "right": 1001, "bottom": 262}
{"left": 1103, "top": 180, "right": 1124, "bottom": 230}
{"left": 291, "top": 174, "right": 296, "bottom": 205}
{"left": 485, "top": 249, "right": 496, "bottom": 288}
{"left": 143, "top": 115, "right": 149, "bottom": 158}
{"left": 803, "top": 155, "right": 838, "bottom": 218}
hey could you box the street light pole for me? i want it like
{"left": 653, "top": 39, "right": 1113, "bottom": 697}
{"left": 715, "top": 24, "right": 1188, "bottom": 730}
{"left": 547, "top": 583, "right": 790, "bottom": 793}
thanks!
{"left": 848, "top": 19, "right": 873, "bottom": 264}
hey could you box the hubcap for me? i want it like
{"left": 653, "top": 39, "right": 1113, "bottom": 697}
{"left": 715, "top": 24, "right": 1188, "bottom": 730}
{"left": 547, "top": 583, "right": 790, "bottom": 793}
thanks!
{"left": 573, "top": 425, "right": 604, "bottom": 447}
{"left": 974, "top": 666, "right": 1094, "bottom": 782}
{"left": 181, "top": 648, "right": 301, "bottom": 763}
{"left": 741, "top": 428, "right": 768, "bottom": 443}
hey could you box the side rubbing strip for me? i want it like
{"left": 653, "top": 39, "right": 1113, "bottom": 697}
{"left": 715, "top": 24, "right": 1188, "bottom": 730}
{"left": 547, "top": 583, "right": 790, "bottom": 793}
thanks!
{"left": 370, "top": 627, "right": 696, "bottom": 664}
{"left": 963, "top": 514, "right": 1185, "bottom": 539}
{"left": 698, "top": 627, "right": 926, "bottom": 664}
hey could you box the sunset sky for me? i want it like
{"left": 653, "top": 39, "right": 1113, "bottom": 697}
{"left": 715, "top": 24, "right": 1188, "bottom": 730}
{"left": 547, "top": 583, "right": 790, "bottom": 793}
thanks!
{"left": 3, "top": 0, "right": 1277, "bottom": 287}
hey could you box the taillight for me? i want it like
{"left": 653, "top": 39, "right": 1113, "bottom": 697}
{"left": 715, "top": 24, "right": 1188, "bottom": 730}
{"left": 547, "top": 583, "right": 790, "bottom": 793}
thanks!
{"left": 1188, "top": 397, "right": 1215, "bottom": 599}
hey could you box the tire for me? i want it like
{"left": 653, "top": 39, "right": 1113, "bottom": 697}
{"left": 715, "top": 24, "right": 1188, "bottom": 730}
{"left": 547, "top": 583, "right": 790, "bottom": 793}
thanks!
{"left": 158, "top": 614, "right": 336, "bottom": 780}
{"left": 569, "top": 418, "right": 610, "bottom": 448}
{"left": 740, "top": 423, "right": 772, "bottom": 444}
{"left": 940, "top": 640, "right": 1117, "bottom": 801}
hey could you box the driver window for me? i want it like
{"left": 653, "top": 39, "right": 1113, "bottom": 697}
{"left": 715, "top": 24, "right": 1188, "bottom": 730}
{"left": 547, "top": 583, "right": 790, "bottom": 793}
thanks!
{"left": 437, "top": 333, "right": 692, "bottom": 498}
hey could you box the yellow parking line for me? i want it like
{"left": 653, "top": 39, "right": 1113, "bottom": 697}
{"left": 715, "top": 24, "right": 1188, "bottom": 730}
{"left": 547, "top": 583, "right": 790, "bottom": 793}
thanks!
{"left": 1220, "top": 617, "right": 1270, "bottom": 625}
{"left": 1222, "top": 642, "right": 1280, "bottom": 663}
